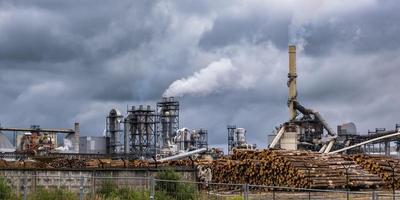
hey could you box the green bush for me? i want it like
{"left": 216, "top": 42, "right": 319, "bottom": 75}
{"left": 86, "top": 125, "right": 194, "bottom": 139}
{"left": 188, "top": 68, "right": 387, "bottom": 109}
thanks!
{"left": 156, "top": 169, "right": 197, "bottom": 200}
{"left": 29, "top": 187, "right": 76, "bottom": 200}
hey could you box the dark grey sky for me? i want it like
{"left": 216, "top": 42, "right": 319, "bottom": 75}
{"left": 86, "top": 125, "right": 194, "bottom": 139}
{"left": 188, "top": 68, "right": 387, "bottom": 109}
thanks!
{"left": 0, "top": 0, "right": 399, "bottom": 149}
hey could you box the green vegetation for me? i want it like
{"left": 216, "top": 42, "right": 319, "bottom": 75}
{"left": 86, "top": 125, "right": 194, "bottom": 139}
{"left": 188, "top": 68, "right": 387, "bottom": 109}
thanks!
{"left": 156, "top": 169, "right": 198, "bottom": 200}
{"left": 0, "top": 170, "right": 208, "bottom": 200}
{"left": 29, "top": 187, "right": 76, "bottom": 200}
{"left": 0, "top": 177, "right": 21, "bottom": 200}
{"left": 96, "top": 179, "right": 150, "bottom": 200}
{"left": 95, "top": 169, "right": 198, "bottom": 200}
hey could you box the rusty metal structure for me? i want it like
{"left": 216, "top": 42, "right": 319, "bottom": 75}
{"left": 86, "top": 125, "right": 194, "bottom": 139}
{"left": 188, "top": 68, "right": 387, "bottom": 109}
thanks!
{"left": 0, "top": 123, "right": 80, "bottom": 154}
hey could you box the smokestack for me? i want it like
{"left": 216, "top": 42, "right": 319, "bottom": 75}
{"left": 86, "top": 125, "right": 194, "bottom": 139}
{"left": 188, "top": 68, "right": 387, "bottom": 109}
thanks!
{"left": 288, "top": 45, "right": 297, "bottom": 121}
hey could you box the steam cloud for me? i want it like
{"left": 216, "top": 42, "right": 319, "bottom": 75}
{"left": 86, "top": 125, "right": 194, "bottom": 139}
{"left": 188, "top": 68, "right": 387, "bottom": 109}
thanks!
{"left": 163, "top": 58, "right": 240, "bottom": 97}
{"left": 163, "top": 58, "right": 235, "bottom": 97}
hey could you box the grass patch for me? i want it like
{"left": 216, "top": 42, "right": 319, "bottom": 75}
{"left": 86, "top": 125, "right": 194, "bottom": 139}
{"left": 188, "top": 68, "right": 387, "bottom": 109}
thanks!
{"left": 29, "top": 187, "right": 76, "bottom": 200}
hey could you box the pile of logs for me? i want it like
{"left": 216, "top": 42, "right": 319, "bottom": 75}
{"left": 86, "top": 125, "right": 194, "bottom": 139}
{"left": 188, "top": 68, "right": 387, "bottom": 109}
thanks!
{"left": 0, "top": 159, "right": 7, "bottom": 168}
{"left": 2, "top": 149, "right": 400, "bottom": 191}
{"left": 351, "top": 154, "right": 400, "bottom": 189}
{"left": 208, "top": 149, "right": 384, "bottom": 189}
{"left": 0, "top": 159, "right": 49, "bottom": 169}
{"left": 85, "top": 159, "right": 151, "bottom": 168}
{"left": 49, "top": 158, "right": 86, "bottom": 168}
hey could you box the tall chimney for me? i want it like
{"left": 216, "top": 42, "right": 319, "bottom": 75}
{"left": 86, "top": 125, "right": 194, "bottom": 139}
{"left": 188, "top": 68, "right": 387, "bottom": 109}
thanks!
{"left": 288, "top": 45, "right": 297, "bottom": 121}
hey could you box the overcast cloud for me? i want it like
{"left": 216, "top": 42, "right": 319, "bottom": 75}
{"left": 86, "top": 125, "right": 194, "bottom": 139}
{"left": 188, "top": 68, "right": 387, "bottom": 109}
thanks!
{"left": 0, "top": 0, "right": 399, "bottom": 150}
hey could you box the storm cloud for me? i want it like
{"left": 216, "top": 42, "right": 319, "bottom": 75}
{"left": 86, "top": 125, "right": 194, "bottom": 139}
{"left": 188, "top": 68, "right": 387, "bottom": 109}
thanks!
{"left": 0, "top": 0, "right": 399, "bottom": 150}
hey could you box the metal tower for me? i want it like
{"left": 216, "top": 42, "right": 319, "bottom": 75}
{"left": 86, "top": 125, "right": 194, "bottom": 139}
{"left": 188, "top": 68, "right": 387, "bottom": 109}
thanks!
{"left": 106, "top": 109, "right": 123, "bottom": 154}
{"left": 227, "top": 125, "right": 236, "bottom": 154}
{"left": 125, "top": 105, "right": 158, "bottom": 158}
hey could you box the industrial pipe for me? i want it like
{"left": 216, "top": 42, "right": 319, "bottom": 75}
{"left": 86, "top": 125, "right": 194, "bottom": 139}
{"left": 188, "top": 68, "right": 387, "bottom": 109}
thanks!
{"left": 319, "top": 144, "right": 327, "bottom": 153}
{"left": 313, "top": 112, "right": 336, "bottom": 137}
{"left": 158, "top": 148, "right": 207, "bottom": 162}
{"left": 269, "top": 126, "right": 285, "bottom": 148}
{"left": 294, "top": 102, "right": 337, "bottom": 137}
{"left": 323, "top": 139, "right": 335, "bottom": 153}
{"left": 328, "top": 131, "right": 400, "bottom": 154}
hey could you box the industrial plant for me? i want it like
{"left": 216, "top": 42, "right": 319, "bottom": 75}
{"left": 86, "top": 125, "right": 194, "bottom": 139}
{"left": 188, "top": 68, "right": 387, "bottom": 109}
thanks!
{"left": 0, "top": 45, "right": 400, "bottom": 199}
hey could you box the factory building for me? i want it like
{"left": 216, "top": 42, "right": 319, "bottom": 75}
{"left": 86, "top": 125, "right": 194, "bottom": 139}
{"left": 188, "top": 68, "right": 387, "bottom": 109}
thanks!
{"left": 79, "top": 136, "right": 109, "bottom": 154}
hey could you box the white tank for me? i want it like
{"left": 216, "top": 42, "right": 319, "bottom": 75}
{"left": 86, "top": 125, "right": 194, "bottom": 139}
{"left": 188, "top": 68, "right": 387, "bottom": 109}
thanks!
{"left": 235, "top": 128, "right": 246, "bottom": 144}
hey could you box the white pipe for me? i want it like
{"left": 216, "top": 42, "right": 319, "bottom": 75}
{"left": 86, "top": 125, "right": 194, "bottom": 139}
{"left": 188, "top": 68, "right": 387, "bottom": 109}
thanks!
{"left": 158, "top": 148, "right": 207, "bottom": 162}
{"left": 269, "top": 126, "right": 285, "bottom": 148}
{"left": 328, "top": 131, "right": 400, "bottom": 154}
{"left": 319, "top": 144, "right": 327, "bottom": 153}
{"left": 323, "top": 139, "right": 335, "bottom": 153}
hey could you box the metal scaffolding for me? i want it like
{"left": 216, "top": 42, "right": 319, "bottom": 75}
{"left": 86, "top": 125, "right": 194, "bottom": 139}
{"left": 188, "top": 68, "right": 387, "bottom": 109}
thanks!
{"left": 227, "top": 125, "right": 236, "bottom": 154}
{"left": 125, "top": 105, "right": 159, "bottom": 157}
{"left": 157, "top": 97, "right": 179, "bottom": 148}
{"left": 194, "top": 129, "right": 208, "bottom": 149}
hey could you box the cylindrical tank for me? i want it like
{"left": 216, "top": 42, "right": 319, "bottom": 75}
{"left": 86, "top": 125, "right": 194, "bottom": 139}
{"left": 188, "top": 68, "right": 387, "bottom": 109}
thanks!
{"left": 107, "top": 109, "right": 123, "bottom": 153}
{"left": 234, "top": 128, "right": 246, "bottom": 145}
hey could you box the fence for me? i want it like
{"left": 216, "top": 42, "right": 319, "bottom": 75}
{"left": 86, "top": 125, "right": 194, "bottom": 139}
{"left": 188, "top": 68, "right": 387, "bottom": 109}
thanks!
{"left": 1, "top": 174, "right": 400, "bottom": 200}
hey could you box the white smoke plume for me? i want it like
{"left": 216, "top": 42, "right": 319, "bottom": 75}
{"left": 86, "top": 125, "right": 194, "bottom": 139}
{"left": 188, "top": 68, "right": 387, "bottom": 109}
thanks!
{"left": 163, "top": 58, "right": 239, "bottom": 97}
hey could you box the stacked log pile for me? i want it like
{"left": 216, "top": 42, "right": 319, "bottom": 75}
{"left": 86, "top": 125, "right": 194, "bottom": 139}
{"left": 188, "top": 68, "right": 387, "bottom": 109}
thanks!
{"left": 49, "top": 158, "right": 86, "bottom": 168}
{"left": 1, "top": 150, "right": 398, "bottom": 190}
{"left": 209, "top": 149, "right": 384, "bottom": 189}
{"left": 0, "top": 159, "right": 49, "bottom": 169}
{"left": 80, "top": 159, "right": 152, "bottom": 168}
{"left": 351, "top": 154, "right": 400, "bottom": 189}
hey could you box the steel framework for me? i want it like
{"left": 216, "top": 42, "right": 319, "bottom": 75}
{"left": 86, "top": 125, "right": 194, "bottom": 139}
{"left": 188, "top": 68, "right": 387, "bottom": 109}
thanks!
{"left": 125, "top": 105, "right": 159, "bottom": 157}
{"left": 195, "top": 129, "right": 208, "bottom": 149}
{"left": 227, "top": 125, "right": 236, "bottom": 154}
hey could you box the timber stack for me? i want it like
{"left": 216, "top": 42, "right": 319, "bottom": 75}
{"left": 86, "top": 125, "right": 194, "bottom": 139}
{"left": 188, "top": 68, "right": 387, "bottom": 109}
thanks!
{"left": 209, "top": 149, "right": 384, "bottom": 189}
{"left": 351, "top": 154, "right": 400, "bottom": 189}
{"left": 49, "top": 158, "right": 86, "bottom": 169}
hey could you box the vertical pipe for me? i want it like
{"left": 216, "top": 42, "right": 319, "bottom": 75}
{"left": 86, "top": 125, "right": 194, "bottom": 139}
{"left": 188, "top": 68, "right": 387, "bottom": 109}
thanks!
{"left": 288, "top": 45, "right": 297, "bottom": 121}
{"left": 74, "top": 123, "right": 80, "bottom": 153}
{"left": 124, "top": 118, "right": 128, "bottom": 154}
